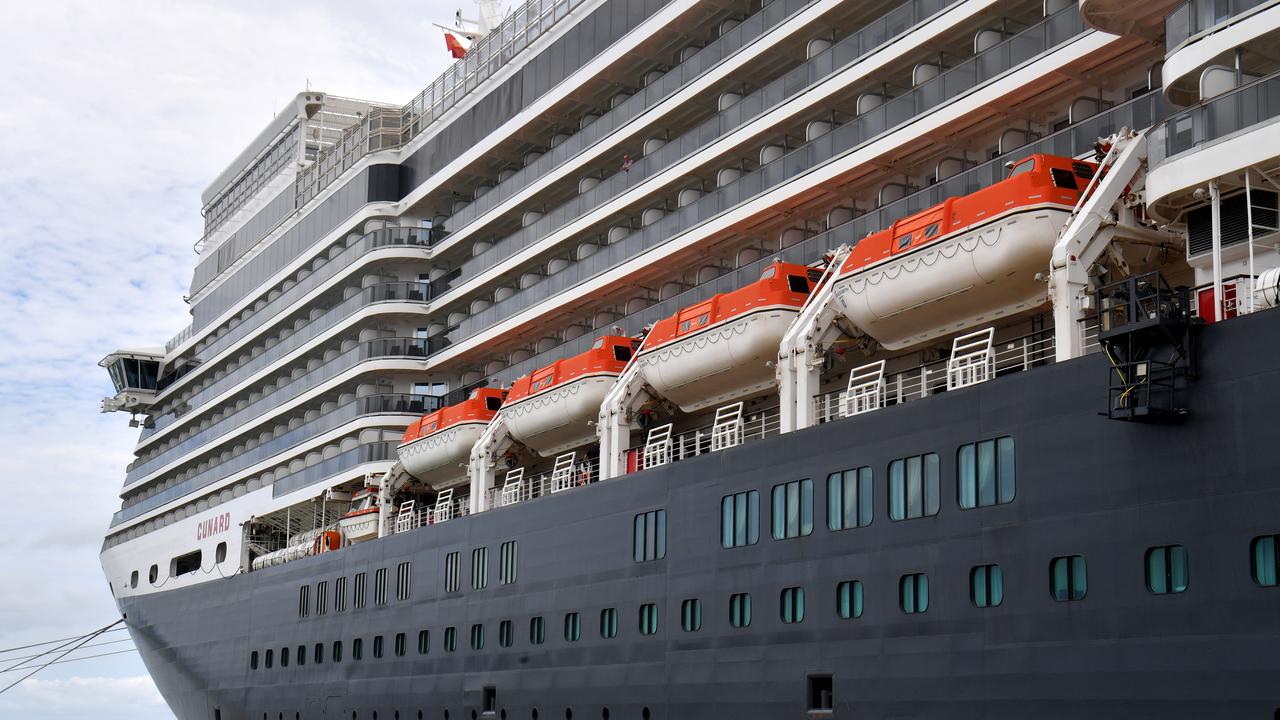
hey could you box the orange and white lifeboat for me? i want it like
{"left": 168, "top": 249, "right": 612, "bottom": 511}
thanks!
{"left": 338, "top": 487, "right": 381, "bottom": 544}
{"left": 831, "top": 154, "right": 1098, "bottom": 349}
{"left": 502, "top": 336, "right": 639, "bottom": 455}
{"left": 397, "top": 388, "right": 506, "bottom": 486}
{"left": 635, "top": 261, "right": 820, "bottom": 412}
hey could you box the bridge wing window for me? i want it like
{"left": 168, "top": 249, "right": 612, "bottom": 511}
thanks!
{"left": 787, "top": 275, "right": 809, "bottom": 293}
{"left": 1050, "top": 168, "right": 1079, "bottom": 190}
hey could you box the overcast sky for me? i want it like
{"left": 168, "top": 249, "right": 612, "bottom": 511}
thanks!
{"left": 0, "top": 2, "right": 453, "bottom": 716}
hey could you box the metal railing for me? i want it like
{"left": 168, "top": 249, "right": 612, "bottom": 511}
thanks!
{"left": 482, "top": 457, "right": 602, "bottom": 511}
{"left": 1165, "top": 0, "right": 1275, "bottom": 52}
{"left": 386, "top": 493, "right": 473, "bottom": 534}
{"left": 1149, "top": 70, "right": 1280, "bottom": 166}
{"left": 812, "top": 329, "right": 1057, "bottom": 424}
{"left": 623, "top": 405, "right": 782, "bottom": 472}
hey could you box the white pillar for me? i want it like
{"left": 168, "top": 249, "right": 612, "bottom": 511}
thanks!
{"left": 1210, "top": 179, "right": 1223, "bottom": 322}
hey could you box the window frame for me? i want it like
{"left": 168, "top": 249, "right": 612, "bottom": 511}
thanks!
{"left": 1049, "top": 555, "right": 1088, "bottom": 601}
{"left": 899, "top": 573, "right": 930, "bottom": 614}
{"left": 1252, "top": 534, "right": 1279, "bottom": 587}
{"left": 957, "top": 437, "right": 1016, "bottom": 509}
{"left": 827, "top": 467, "right": 873, "bottom": 531}
{"left": 970, "top": 564, "right": 1004, "bottom": 608}
{"left": 780, "top": 587, "right": 806, "bottom": 624}
{"left": 720, "top": 490, "right": 760, "bottom": 548}
{"left": 771, "top": 479, "right": 814, "bottom": 540}
{"left": 729, "top": 592, "right": 752, "bottom": 628}
{"left": 836, "top": 580, "right": 863, "bottom": 619}
{"left": 1145, "top": 544, "right": 1189, "bottom": 595}
{"left": 632, "top": 509, "right": 667, "bottom": 562}
{"left": 680, "top": 598, "right": 702, "bottom": 632}
{"left": 888, "top": 453, "right": 940, "bottom": 521}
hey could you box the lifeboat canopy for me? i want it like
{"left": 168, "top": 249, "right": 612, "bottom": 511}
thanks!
{"left": 397, "top": 387, "right": 506, "bottom": 487}
{"left": 831, "top": 154, "right": 1098, "bottom": 349}
{"left": 635, "top": 260, "right": 821, "bottom": 412}
{"left": 502, "top": 335, "right": 639, "bottom": 455}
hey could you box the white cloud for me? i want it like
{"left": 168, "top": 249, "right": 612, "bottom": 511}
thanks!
{"left": 0, "top": 1, "right": 454, "bottom": 717}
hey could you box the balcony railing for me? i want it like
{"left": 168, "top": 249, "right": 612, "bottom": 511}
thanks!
{"left": 1149, "top": 70, "right": 1280, "bottom": 166}
{"left": 1165, "top": 0, "right": 1274, "bottom": 52}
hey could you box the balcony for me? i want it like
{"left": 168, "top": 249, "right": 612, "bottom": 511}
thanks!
{"left": 1162, "top": 0, "right": 1280, "bottom": 105}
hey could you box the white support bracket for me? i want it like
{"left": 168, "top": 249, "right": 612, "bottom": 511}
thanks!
{"left": 709, "top": 402, "right": 745, "bottom": 451}
{"left": 777, "top": 245, "right": 856, "bottom": 433}
{"left": 1049, "top": 128, "right": 1149, "bottom": 362}
{"left": 375, "top": 463, "right": 407, "bottom": 539}
{"left": 467, "top": 412, "right": 513, "bottom": 514}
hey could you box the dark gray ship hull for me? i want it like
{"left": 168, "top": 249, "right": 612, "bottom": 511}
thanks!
{"left": 119, "top": 309, "right": 1280, "bottom": 720}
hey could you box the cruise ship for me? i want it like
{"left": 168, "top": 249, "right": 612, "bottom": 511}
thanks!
{"left": 98, "top": 0, "right": 1280, "bottom": 717}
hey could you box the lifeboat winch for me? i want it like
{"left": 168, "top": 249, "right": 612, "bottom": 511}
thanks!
{"left": 635, "top": 261, "right": 820, "bottom": 412}
{"left": 397, "top": 388, "right": 506, "bottom": 487}
{"left": 830, "top": 154, "right": 1097, "bottom": 350}
{"left": 502, "top": 336, "right": 639, "bottom": 455}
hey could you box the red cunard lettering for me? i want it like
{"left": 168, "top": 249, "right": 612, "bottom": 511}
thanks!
{"left": 196, "top": 512, "right": 232, "bottom": 541}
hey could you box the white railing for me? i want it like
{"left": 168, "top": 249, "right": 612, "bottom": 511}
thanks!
{"left": 813, "top": 329, "right": 1058, "bottom": 424}
{"left": 484, "top": 457, "right": 601, "bottom": 510}
{"left": 625, "top": 404, "right": 782, "bottom": 472}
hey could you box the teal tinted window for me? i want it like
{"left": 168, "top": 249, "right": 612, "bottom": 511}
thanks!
{"left": 394, "top": 633, "right": 405, "bottom": 657}
{"left": 529, "top": 616, "right": 545, "bottom": 645}
{"left": 1050, "top": 555, "right": 1087, "bottom": 601}
{"left": 332, "top": 640, "right": 342, "bottom": 663}
{"left": 780, "top": 587, "right": 805, "bottom": 623}
{"left": 680, "top": 599, "right": 702, "bottom": 632}
{"left": 958, "top": 437, "right": 1015, "bottom": 508}
{"left": 633, "top": 509, "right": 666, "bottom": 562}
{"left": 372, "top": 635, "right": 383, "bottom": 659}
{"left": 639, "top": 604, "right": 658, "bottom": 635}
{"left": 564, "top": 612, "right": 580, "bottom": 642}
{"left": 828, "top": 467, "right": 873, "bottom": 531}
{"left": 721, "top": 491, "right": 760, "bottom": 548}
{"left": 771, "top": 479, "right": 813, "bottom": 540}
{"left": 499, "top": 620, "right": 514, "bottom": 647}
{"left": 970, "top": 564, "right": 1004, "bottom": 608}
{"left": 889, "top": 454, "right": 940, "bottom": 521}
{"left": 444, "top": 626, "right": 457, "bottom": 652}
{"left": 899, "top": 573, "right": 929, "bottom": 614}
{"left": 729, "top": 593, "right": 752, "bottom": 628}
{"left": 352, "top": 638, "right": 363, "bottom": 661}
{"left": 600, "top": 608, "right": 618, "bottom": 638}
{"left": 417, "top": 630, "right": 429, "bottom": 654}
{"left": 470, "top": 623, "right": 484, "bottom": 650}
{"left": 1252, "top": 535, "right": 1279, "bottom": 586}
{"left": 250, "top": 650, "right": 259, "bottom": 670}
{"left": 1145, "top": 545, "right": 1188, "bottom": 594}
{"left": 836, "top": 580, "right": 863, "bottom": 619}
{"left": 314, "top": 643, "right": 323, "bottom": 664}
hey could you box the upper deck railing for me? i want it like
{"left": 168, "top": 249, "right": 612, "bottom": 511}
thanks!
{"left": 1149, "top": 70, "right": 1280, "bottom": 166}
{"left": 1164, "top": 0, "right": 1275, "bottom": 52}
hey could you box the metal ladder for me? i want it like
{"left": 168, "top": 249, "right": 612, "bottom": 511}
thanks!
{"left": 842, "top": 360, "right": 887, "bottom": 417}
{"left": 550, "top": 452, "right": 577, "bottom": 493}
{"left": 394, "top": 500, "right": 416, "bottom": 534}
{"left": 710, "top": 402, "right": 745, "bottom": 452}
{"left": 946, "top": 327, "right": 995, "bottom": 390}
{"left": 642, "top": 424, "right": 673, "bottom": 469}
{"left": 433, "top": 488, "right": 455, "bottom": 523}
{"left": 499, "top": 468, "right": 525, "bottom": 507}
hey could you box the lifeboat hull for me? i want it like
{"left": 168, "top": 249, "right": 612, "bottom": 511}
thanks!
{"left": 503, "top": 374, "right": 617, "bottom": 456}
{"left": 396, "top": 420, "right": 488, "bottom": 487}
{"left": 832, "top": 207, "right": 1069, "bottom": 350}
{"left": 338, "top": 509, "right": 380, "bottom": 545}
{"left": 637, "top": 308, "right": 798, "bottom": 412}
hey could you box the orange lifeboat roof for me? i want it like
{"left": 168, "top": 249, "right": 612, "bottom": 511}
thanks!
{"left": 840, "top": 154, "right": 1098, "bottom": 276}
{"left": 400, "top": 387, "right": 507, "bottom": 445}
{"left": 639, "top": 260, "right": 820, "bottom": 353}
{"left": 504, "top": 335, "right": 639, "bottom": 405}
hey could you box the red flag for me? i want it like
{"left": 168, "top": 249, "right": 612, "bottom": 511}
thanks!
{"left": 444, "top": 32, "right": 468, "bottom": 59}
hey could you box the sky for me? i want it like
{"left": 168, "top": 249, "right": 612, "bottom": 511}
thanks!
{"left": 0, "top": 2, "right": 453, "bottom": 717}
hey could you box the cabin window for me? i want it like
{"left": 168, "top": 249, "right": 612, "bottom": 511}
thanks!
{"left": 600, "top": 608, "right": 618, "bottom": 639}
{"left": 679, "top": 320, "right": 691, "bottom": 332}
{"left": 352, "top": 638, "right": 363, "bottom": 661}
{"left": 354, "top": 572, "right": 367, "bottom": 609}
{"left": 486, "top": 396, "right": 503, "bottom": 411}
{"left": 1072, "top": 162, "right": 1095, "bottom": 179}
{"left": 148, "top": 564, "right": 158, "bottom": 584}
{"left": 836, "top": 581, "right": 863, "bottom": 619}
{"left": 130, "top": 571, "right": 138, "bottom": 589}
{"left": 680, "top": 599, "right": 702, "bottom": 632}
{"left": 499, "top": 541, "right": 518, "bottom": 584}
{"left": 1008, "top": 158, "right": 1034, "bottom": 177}
{"left": 499, "top": 620, "right": 514, "bottom": 647}
{"left": 316, "top": 581, "right": 328, "bottom": 615}
{"left": 894, "top": 234, "right": 912, "bottom": 251}
{"left": 1146, "top": 545, "right": 1189, "bottom": 594}
{"left": 471, "top": 547, "right": 489, "bottom": 590}
{"left": 418, "top": 630, "right": 430, "bottom": 654}
{"left": 444, "top": 551, "right": 460, "bottom": 592}
{"left": 564, "top": 612, "right": 581, "bottom": 641}
{"left": 613, "top": 345, "right": 633, "bottom": 362}
{"left": 888, "top": 454, "right": 940, "bottom": 521}
{"left": 924, "top": 222, "right": 941, "bottom": 238}
{"left": 374, "top": 568, "right": 388, "bottom": 606}
{"left": 296, "top": 644, "right": 305, "bottom": 666}
{"left": 1253, "top": 535, "right": 1279, "bottom": 586}
{"left": 299, "top": 586, "right": 310, "bottom": 618}
{"left": 828, "top": 467, "right": 872, "bottom": 531}
{"left": 771, "top": 479, "right": 813, "bottom": 540}
{"left": 314, "top": 643, "right": 323, "bottom": 664}
{"left": 899, "top": 573, "right": 929, "bottom": 614}
{"left": 592, "top": 338, "right": 605, "bottom": 349}
{"left": 395, "top": 632, "right": 406, "bottom": 657}
{"left": 721, "top": 490, "right": 760, "bottom": 548}
{"left": 1050, "top": 168, "right": 1079, "bottom": 190}
{"left": 332, "top": 640, "right": 342, "bottom": 662}
{"left": 780, "top": 587, "right": 805, "bottom": 623}
{"left": 171, "top": 550, "right": 201, "bottom": 577}
{"left": 957, "top": 437, "right": 1015, "bottom": 509}
{"left": 335, "top": 577, "right": 347, "bottom": 612}
{"left": 396, "top": 562, "right": 411, "bottom": 601}
{"left": 971, "top": 565, "right": 1004, "bottom": 608}
{"left": 1050, "top": 555, "right": 1088, "bottom": 601}
{"left": 760, "top": 266, "right": 777, "bottom": 280}
{"left": 729, "top": 593, "right": 752, "bottom": 628}
{"left": 280, "top": 646, "right": 289, "bottom": 667}
{"left": 444, "top": 627, "right": 457, "bottom": 652}
{"left": 530, "top": 616, "right": 546, "bottom": 644}
{"left": 697, "top": 313, "right": 710, "bottom": 327}
{"left": 633, "top": 510, "right": 666, "bottom": 562}
{"left": 787, "top": 274, "right": 809, "bottom": 293}
{"left": 215, "top": 542, "right": 227, "bottom": 564}
{"left": 250, "top": 651, "right": 259, "bottom": 670}
{"left": 470, "top": 624, "right": 485, "bottom": 650}
{"left": 638, "top": 604, "right": 658, "bottom": 635}
{"left": 264, "top": 649, "right": 273, "bottom": 669}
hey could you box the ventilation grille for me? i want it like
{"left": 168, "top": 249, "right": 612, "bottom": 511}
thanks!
{"left": 1187, "top": 190, "right": 1279, "bottom": 258}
